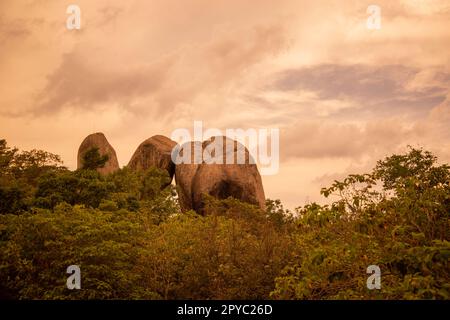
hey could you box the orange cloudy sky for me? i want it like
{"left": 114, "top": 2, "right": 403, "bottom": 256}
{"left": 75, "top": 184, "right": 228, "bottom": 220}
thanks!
{"left": 1, "top": 0, "right": 449, "bottom": 209}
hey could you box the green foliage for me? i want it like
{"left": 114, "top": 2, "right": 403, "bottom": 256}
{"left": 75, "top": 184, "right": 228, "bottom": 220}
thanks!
{"left": 265, "top": 199, "right": 295, "bottom": 228}
{"left": 0, "top": 140, "right": 448, "bottom": 300}
{"left": 0, "top": 207, "right": 158, "bottom": 299}
{"left": 272, "top": 147, "right": 449, "bottom": 300}
{"left": 107, "top": 166, "right": 179, "bottom": 221}
{"left": 0, "top": 180, "right": 31, "bottom": 214}
{"left": 34, "top": 169, "right": 112, "bottom": 209}
{"left": 137, "top": 207, "right": 293, "bottom": 299}
{"left": 81, "top": 148, "right": 109, "bottom": 170}
{"left": 32, "top": 164, "right": 178, "bottom": 215}
{"left": 374, "top": 146, "right": 445, "bottom": 190}
{"left": 0, "top": 140, "right": 64, "bottom": 214}
{"left": 0, "top": 199, "right": 292, "bottom": 299}
{"left": 0, "top": 139, "right": 18, "bottom": 173}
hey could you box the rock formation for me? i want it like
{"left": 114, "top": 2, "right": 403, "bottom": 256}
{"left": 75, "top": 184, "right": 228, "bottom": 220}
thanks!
{"left": 128, "top": 135, "right": 177, "bottom": 187}
{"left": 174, "top": 141, "right": 203, "bottom": 211}
{"left": 77, "top": 132, "right": 119, "bottom": 175}
{"left": 77, "top": 133, "right": 266, "bottom": 212}
{"left": 173, "top": 136, "right": 266, "bottom": 214}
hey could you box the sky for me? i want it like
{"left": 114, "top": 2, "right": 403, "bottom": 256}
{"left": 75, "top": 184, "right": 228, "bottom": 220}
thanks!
{"left": 1, "top": 0, "right": 449, "bottom": 209}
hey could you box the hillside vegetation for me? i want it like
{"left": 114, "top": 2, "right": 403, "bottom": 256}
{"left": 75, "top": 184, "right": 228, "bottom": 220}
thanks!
{"left": 0, "top": 139, "right": 448, "bottom": 299}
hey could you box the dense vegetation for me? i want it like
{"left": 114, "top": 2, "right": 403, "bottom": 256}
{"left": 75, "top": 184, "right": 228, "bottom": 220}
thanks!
{"left": 0, "top": 138, "right": 448, "bottom": 299}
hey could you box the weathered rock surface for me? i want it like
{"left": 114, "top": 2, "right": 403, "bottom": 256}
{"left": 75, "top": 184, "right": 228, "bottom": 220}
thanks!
{"left": 174, "top": 141, "right": 203, "bottom": 211}
{"left": 128, "top": 135, "right": 177, "bottom": 187}
{"left": 77, "top": 132, "right": 119, "bottom": 175}
{"left": 173, "top": 136, "right": 265, "bottom": 214}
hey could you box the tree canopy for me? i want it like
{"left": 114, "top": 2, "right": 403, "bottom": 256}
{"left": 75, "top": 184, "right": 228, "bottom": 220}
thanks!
{"left": 0, "top": 140, "right": 448, "bottom": 299}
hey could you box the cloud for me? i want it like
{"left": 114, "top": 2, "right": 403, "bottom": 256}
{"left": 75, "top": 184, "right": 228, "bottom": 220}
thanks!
{"left": 271, "top": 64, "right": 449, "bottom": 118}
{"left": 1, "top": 0, "right": 450, "bottom": 210}
{"left": 29, "top": 22, "right": 287, "bottom": 117}
{"left": 0, "top": 17, "right": 31, "bottom": 43}
{"left": 95, "top": 6, "right": 124, "bottom": 28}
{"left": 280, "top": 118, "right": 416, "bottom": 160}
{"left": 34, "top": 48, "right": 176, "bottom": 115}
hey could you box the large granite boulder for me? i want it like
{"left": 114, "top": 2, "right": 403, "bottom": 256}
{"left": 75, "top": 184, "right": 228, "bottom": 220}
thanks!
{"left": 77, "top": 132, "right": 119, "bottom": 175}
{"left": 173, "top": 136, "right": 265, "bottom": 214}
{"left": 128, "top": 135, "right": 177, "bottom": 187}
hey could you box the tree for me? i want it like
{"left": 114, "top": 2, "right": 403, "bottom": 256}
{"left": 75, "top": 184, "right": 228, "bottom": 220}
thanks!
{"left": 374, "top": 146, "right": 447, "bottom": 191}
{"left": 272, "top": 148, "right": 450, "bottom": 300}
{"left": 34, "top": 169, "right": 113, "bottom": 209}
{"left": 0, "top": 206, "right": 159, "bottom": 299}
{"left": 1, "top": 143, "right": 448, "bottom": 300}
{"left": 0, "top": 139, "right": 64, "bottom": 214}
{"left": 0, "top": 139, "right": 18, "bottom": 175}
{"left": 81, "top": 148, "right": 109, "bottom": 170}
